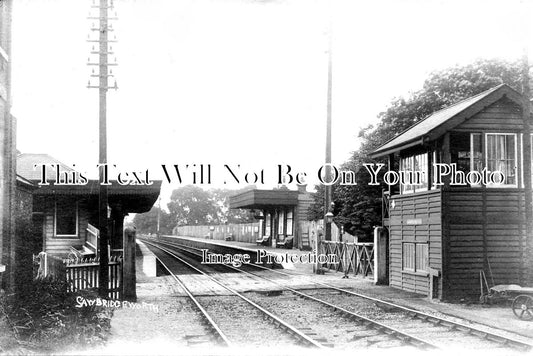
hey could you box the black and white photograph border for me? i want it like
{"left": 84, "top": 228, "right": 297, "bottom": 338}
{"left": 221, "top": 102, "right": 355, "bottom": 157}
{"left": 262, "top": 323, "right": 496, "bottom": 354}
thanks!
{"left": 1, "top": 0, "right": 533, "bottom": 355}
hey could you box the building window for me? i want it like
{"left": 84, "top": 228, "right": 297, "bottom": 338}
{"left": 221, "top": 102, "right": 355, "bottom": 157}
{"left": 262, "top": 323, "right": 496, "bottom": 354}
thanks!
{"left": 450, "top": 132, "right": 483, "bottom": 186}
{"left": 55, "top": 198, "right": 78, "bottom": 237}
{"left": 403, "top": 242, "right": 428, "bottom": 273}
{"left": 415, "top": 244, "right": 429, "bottom": 272}
{"left": 486, "top": 133, "right": 517, "bottom": 187}
{"left": 471, "top": 133, "right": 483, "bottom": 174}
{"left": 402, "top": 243, "right": 415, "bottom": 271}
{"left": 286, "top": 209, "right": 294, "bottom": 236}
{"left": 400, "top": 153, "right": 428, "bottom": 194}
{"left": 278, "top": 210, "right": 285, "bottom": 235}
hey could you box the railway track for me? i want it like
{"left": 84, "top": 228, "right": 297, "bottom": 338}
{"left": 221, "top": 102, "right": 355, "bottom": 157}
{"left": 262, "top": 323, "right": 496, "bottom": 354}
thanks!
{"left": 143, "top": 240, "right": 327, "bottom": 349}
{"left": 145, "top": 244, "right": 231, "bottom": 347}
{"left": 147, "top": 236, "right": 533, "bottom": 352}
{"left": 142, "top": 237, "right": 441, "bottom": 350}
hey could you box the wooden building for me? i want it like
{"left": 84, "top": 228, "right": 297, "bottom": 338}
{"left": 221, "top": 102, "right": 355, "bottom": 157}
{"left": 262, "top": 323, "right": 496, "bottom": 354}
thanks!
{"left": 17, "top": 153, "right": 161, "bottom": 258}
{"left": 229, "top": 186, "right": 313, "bottom": 249}
{"left": 370, "top": 84, "right": 531, "bottom": 300}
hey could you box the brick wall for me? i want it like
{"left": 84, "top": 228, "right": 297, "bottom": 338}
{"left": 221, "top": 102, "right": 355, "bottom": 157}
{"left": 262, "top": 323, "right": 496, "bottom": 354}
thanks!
{"left": 13, "top": 184, "right": 35, "bottom": 291}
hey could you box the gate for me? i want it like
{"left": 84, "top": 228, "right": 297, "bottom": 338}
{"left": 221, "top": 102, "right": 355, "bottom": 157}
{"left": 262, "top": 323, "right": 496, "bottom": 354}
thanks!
{"left": 35, "top": 253, "right": 123, "bottom": 299}
{"left": 319, "top": 241, "right": 374, "bottom": 277}
{"left": 65, "top": 256, "right": 123, "bottom": 299}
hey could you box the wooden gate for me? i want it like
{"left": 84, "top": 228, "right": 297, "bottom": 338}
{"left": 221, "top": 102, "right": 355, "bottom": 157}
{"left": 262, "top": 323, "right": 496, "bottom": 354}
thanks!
{"left": 65, "top": 256, "right": 123, "bottom": 299}
{"left": 319, "top": 241, "right": 374, "bottom": 277}
{"left": 35, "top": 252, "right": 123, "bottom": 299}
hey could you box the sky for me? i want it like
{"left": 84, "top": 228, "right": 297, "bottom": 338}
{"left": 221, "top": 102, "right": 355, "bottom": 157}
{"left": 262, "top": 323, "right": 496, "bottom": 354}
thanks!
{"left": 10, "top": 0, "right": 533, "bottom": 206}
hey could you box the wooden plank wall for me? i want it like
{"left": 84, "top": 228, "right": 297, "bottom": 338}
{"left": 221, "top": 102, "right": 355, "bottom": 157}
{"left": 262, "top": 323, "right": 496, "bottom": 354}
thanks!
{"left": 443, "top": 189, "right": 526, "bottom": 298}
{"left": 458, "top": 97, "right": 523, "bottom": 131}
{"left": 389, "top": 190, "right": 442, "bottom": 297}
{"left": 44, "top": 199, "right": 88, "bottom": 256}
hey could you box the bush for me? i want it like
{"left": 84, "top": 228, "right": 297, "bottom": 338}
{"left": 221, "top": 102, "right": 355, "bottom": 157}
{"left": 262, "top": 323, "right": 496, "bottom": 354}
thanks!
{"left": 1, "top": 278, "right": 113, "bottom": 352}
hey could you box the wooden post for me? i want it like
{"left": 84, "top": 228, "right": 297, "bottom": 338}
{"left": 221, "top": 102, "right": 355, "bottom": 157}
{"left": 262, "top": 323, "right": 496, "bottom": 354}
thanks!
{"left": 374, "top": 226, "right": 389, "bottom": 285}
{"left": 521, "top": 50, "right": 533, "bottom": 285}
{"left": 442, "top": 133, "right": 451, "bottom": 189}
{"left": 388, "top": 153, "right": 396, "bottom": 195}
{"left": 96, "top": 0, "right": 110, "bottom": 298}
{"left": 342, "top": 241, "right": 349, "bottom": 278}
{"left": 428, "top": 267, "right": 441, "bottom": 300}
{"left": 110, "top": 205, "right": 124, "bottom": 250}
{"left": 122, "top": 226, "right": 136, "bottom": 301}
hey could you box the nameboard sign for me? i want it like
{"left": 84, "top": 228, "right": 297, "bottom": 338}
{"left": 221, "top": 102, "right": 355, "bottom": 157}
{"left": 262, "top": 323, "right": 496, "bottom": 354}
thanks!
{"left": 405, "top": 218, "right": 423, "bottom": 225}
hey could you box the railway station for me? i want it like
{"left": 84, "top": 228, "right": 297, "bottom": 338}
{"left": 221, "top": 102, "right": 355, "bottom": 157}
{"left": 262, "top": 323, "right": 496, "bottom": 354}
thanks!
{"left": 370, "top": 84, "right": 533, "bottom": 300}
{"left": 2, "top": 0, "right": 533, "bottom": 354}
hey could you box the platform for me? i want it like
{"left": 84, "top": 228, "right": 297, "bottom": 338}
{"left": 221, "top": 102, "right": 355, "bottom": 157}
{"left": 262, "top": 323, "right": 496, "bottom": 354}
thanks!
{"left": 160, "top": 235, "right": 317, "bottom": 272}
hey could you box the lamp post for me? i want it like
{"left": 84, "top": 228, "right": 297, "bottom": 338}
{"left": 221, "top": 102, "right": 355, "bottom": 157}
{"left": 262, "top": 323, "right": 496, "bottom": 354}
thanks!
{"left": 324, "top": 15, "right": 333, "bottom": 242}
{"left": 325, "top": 211, "right": 334, "bottom": 225}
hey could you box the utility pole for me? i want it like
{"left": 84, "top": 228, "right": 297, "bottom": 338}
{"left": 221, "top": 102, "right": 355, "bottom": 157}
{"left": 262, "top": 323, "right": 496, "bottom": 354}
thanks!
{"left": 522, "top": 56, "right": 533, "bottom": 286}
{"left": 324, "top": 16, "right": 333, "bottom": 242}
{"left": 520, "top": 2, "right": 533, "bottom": 286}
{"left": 87, "top": 0, "right": 118, "bottom": 298}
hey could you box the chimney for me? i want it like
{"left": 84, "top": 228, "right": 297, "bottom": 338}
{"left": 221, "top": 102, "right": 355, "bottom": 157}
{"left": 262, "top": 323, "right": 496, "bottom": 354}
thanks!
{"left": 297, "top": 184, "right": 307, "bottom": 193}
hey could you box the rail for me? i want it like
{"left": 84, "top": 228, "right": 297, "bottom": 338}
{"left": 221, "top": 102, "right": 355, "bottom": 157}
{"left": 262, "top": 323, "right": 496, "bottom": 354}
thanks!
{"left": 150, "top": 237, "right": 533, "bottom": 352}
{"left": 142, "top": 239, "right": 326, "bottom": 349}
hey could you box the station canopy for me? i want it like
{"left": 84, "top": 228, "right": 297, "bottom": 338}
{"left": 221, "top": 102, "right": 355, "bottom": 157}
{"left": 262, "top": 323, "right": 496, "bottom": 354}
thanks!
{"left": 229, "top": 189, "right": 299, "bottom": 210}
{"left": 17, "top": 153, "right": 161, "bottom": 213}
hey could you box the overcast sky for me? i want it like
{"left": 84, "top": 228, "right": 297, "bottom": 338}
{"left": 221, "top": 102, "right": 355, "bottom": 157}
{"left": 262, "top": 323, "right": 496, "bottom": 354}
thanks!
{"left": 10, "top": 0, "right": 532, "bottom": 203}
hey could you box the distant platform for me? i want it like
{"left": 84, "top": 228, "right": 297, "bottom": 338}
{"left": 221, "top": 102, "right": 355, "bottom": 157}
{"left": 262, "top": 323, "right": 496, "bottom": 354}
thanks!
{"left": 160, "top": 235, "right": 319, "bottom": 272}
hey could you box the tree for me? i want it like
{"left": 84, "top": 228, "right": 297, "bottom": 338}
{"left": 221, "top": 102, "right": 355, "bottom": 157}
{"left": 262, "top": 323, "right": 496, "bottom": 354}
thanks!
{"left": 363, "top": 58, "right": 522, "bottom": 154}
{"left": 309, "top": 58, "right": 523, "bottom": 240}
{"left": 132, "top": 206, "right": 174, "bottom": 235}
{"left": 210, "top": 186, "right": 256, "bottom": 224}
{"left": 167, "top": 185, "right": 219, "bottom": 226}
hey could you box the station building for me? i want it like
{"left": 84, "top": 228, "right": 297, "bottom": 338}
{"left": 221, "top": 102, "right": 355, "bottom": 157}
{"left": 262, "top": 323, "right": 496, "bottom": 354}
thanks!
{"left": 371, "top": 84, "right": 532, "bottom": 300}
{"left": 16, "top": 153, "right": 161, "bottom": 258}
{"left": 229, "top": 185, "right": 313, "bottom": 249}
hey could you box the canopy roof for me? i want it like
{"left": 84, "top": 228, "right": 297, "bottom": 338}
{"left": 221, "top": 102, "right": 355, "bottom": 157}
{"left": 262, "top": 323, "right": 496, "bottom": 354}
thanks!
{"left": 230, "top": 189, "right": 299, "bottom": 209}
{"left": 370, "top": 84, "right": 525, "bottom": 158}
{"left": 17, "top": 153, "right": 161, "bottom": 213}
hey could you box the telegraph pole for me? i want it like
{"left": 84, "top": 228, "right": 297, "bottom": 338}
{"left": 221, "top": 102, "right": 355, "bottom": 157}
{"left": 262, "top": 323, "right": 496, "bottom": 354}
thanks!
{"left": 521, "top": 50, "right": 532, "bottom": 286}
{"left": 519, "top": 1, "right": 533, "bottom": 285}
{"left": 87, "top": 0, "right": 118, "bottom": 298}
{"left": 324, "top": 16, "right": 333, "bottom": 242}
